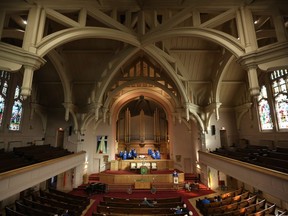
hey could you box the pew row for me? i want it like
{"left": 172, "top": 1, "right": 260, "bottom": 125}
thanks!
{"left": 98, "top": 200, "right": 184, "bottom": 208}
{"left": 102, "top": 196, "right": 182, "bottom": 204}
{"left": 96, "top": 205, "right": 180, "bottom": 215}
{"left": 202, "top": 194, "right": 256, "bottom": 216}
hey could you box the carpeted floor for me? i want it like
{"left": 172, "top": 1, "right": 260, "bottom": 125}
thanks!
{"left": 70, "top": 183, "right": 215, "bottom": 216}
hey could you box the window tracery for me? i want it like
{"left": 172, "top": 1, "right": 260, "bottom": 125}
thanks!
{"left": 258, "top": 86, "right": 273, "bottom": 130}
{"left": 258, "top": 69, "right": 288, "bottom": 131}
{"left": 271, "top": 69, "right": 288, "bottom": 130}
{"left": 0, "top": 70, "right": 23, "bottom": 131}
{"left": 0, "top": 71, "right": 10, "bottom": 127}
{"left": 9, "top": 85, "right": 23, "bottom": 131}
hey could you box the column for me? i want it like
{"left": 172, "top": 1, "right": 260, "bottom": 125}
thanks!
{"left": 0, "top": 10, "right": 5, "bottom": 40}
{"left": 240, "top": 6, "right": 258, "bottom": 52}
{"left": 125, "top": 108, "right": 130, "bottom": 143}
{"left": 247, "top": 66, "right": 260, "bottom": 97}
{"left": 154, "top": 108, "right": 160, "bottom": 142}
{"left": 140, "top": 109, "right": 145, "bottom": 142}
{"left": 21, "top": 66, "right": 34, "bottom": 99}
{"left": 23, "top": 5, "right": 42, "bottom": 52}
{"left": 272, "top": 9, "right": 288, "bottom": 42}
{"left": 94, "top": 102, "right": 102, "bottom": 121}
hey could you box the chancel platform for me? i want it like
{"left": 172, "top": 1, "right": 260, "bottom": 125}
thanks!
{"left": 98, "top": 169, "right": 184, "bottom": 186}
{"left": 100, "top": 159, "right": 184, "bottom": 188}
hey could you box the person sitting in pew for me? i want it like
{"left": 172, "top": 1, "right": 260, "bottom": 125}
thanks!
{"left": 174, "top": 205, "right": 183, "bottom": 214}
{"left": 181, "top": 204, "right": 189, "bottom": 214}
{"left": 217, "top": 195, "right": 222, "bottom": 202}
{"left": 141, "top": 197, "right": 154, "bottom": 207}
{"left": 184, "top": 182, "right": 191, "bottom": 191}
{"left": 185, "top": 211, "right": 193, "bottom": 216}
{"left": 61, "top": 210, "right": 70, "bottom": 216}
{"left": 201, "top": 197, "right": 210, "bottom": 205}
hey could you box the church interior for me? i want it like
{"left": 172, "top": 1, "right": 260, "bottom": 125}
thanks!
{"left": 0, "top": 0, "right": 288, "bottom": 215}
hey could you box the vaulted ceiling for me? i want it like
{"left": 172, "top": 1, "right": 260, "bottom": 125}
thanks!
{"left": 1, "top": 0, "right": 287, "bottom": 120}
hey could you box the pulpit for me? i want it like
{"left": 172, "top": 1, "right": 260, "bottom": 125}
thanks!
{"left": 140, "top": 166, "right": 149, "bottom": 174}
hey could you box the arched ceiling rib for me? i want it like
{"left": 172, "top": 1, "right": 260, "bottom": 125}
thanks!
{"left": 0, "top": 0, "right": 261, "bottom": 121}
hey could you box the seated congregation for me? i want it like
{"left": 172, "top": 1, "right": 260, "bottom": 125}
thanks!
{"left": 93, "top": 196, "right": 193, "bottom": 216}
{"left": 196, "top": 188, "right": 287, "bottom": 216}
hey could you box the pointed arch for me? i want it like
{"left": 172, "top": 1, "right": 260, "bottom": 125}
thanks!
{"left": 47, "top": 50, "right": 71, "bottom": 103}
{"left": 214, "top": 55, "right": 236, "bottom": 103}
{"left": 142, "top": 27, "right": 245, "bottom": 58}
{"left": 36, "top": 27, "right": 141, "bottom": 57}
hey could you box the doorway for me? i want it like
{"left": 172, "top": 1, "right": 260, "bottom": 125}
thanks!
{"left": 220, "top": 129, "right": 228, "bottom": 148}
{"left": 56, "top": 128, "right": 64, "bottom": 148}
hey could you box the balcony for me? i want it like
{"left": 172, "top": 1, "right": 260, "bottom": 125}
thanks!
{"left": 199, "top": 151, "right": 288, "bottom": 202}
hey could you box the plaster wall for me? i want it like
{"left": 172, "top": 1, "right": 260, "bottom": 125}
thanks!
{"left": 80, "top": 120, "right": 114, "bottom": 175}
{"left": 170, "top": 120, "right": 195, "bottom": 172}
{"left": 205, "top": 111, "right": 238, "bottom": 151}
{"left": 238, "top": 107, "right": 288, "bottom": 147}
{"left": 0, "top": 100, "right": 45, "bottom": 151}
{"left": 45, "top": 109, "right": 71, "bottom": 147}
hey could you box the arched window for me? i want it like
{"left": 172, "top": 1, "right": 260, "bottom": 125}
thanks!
{"left": 271, "top": 69, "right": 288, "bottom": 130}
{"left": 0, "top": 71, "right": 11, "bottom": 127}
{"left": 0, "top": 70, "right": 24, "bottom": 131}
{"left": 9, "top": 85, "right": 23, "bottom": 131}
{"left": 257, "top": 85, "right": 273, "bottom": 130}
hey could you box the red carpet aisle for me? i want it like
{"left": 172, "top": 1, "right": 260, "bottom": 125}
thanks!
{"left": 70, "top": 184, "right": 215, "bottom": 216}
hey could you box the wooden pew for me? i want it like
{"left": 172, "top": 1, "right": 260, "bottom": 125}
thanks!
{"left": 200, "top": 191, "right": 246, "bottom": 213}
{"left": 245, "top": 199, "right": 266, "bottom": 215}
{"left": 5, "top": 207, "right": 26, "bottom": 216}
{"left": 48, "top": 187, "right": 90, "bottom": 204}
{"left": 33, "top": 194, "right": 82, "bottom": 216}
{"left": 85, "top": 182, "right": 107, "bottom": 194}
{"left": 93, "top": 213, "right": 188, "bottom": 216}
{"left": 278, "top": 210, "right": 288, "bottom": 216}
{"left": 99, "top": 200, "right": 184, "bottom": 208}
{"left": 40, "top": 190, "right": 88, "bottom": 209}
{"left": 202, "top": 194, "right": 255, "bottom": 216}
{"left": 256, "top": 156, "right": 288, "bottom": 173}
{"left": 96, "top": 205, "right": 177, "bottom": 215}
{"left": 247, "top": 203, "right": 276, "bottom": 216}
{"left": 212, "top": 196, "right": 260, "bottom": 216}
{"left": 15, "top": 200, "right": 55, "bottom": 216}
{"left": 0, "top": 158, "right": 33, "bottom": 173}
{"left": 268, "top": 151, "right": 288, "bottom": 161}
{"left": 196, "top": 188, "right": 244, "bottom": 209}
{"left": 102, "top": 196, "right": 182, "bottom": 204}
{"left": 23, "top": 198, "right": 64, "bottom": 215}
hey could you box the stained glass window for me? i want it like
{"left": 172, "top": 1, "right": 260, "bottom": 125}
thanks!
{"left": 0, "top": 95, "right": 5, "bottom": 126}
{"left": 271, "top": 69, "right": 288, "bottom": 130}
{"left": 9, "top": 85, "right": 23, "bottom": 131}
{"left": 0, "top": 71, "right": 10, "bottom": 127}
{"left": 258, "top": 86, "right": 273, "bottom": 130}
